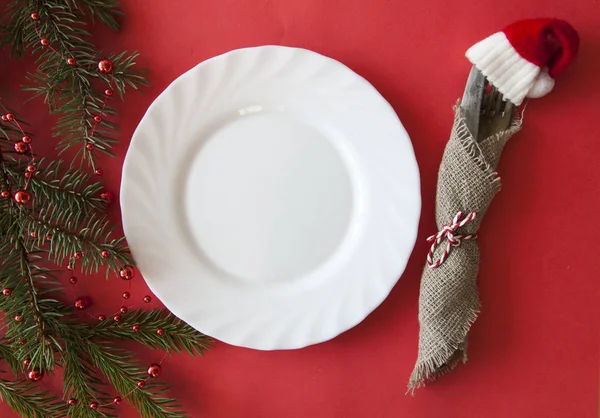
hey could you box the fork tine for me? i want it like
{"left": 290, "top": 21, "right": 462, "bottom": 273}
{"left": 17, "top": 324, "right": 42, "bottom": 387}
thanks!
{"left": 491, "top": 88, "right": 503, "bottom": 117}
{"left": 501, "top": 100, "right": 514, "bottom": 129}
{"left": 481, "top": 83, "right": 492, "bottom": 115}
{"left": 500, "top": 97, "right": 507, "bottom": 116}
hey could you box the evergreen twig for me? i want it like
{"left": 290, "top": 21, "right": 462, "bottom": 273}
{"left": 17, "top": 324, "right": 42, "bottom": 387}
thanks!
{"left": 0, "top": 376, "right": 68, "bottom": 417}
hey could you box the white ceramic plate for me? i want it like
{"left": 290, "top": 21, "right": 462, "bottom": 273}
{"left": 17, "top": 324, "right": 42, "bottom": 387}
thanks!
{"left": 121, "top": 46, "right": 420, "bottom": 350}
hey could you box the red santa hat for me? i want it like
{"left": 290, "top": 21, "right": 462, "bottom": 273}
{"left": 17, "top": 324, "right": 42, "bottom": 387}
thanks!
{"left": 466, "top": 18, "right": 579, "bottom": 105}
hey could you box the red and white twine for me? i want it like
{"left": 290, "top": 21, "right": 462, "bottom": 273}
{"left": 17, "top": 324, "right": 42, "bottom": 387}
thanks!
{"left": 426, "top": 211, "right": 478, "bottom": 269}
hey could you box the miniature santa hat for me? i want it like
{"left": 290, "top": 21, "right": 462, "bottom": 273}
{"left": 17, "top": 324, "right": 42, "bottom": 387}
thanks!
{"left": 466, "top": 18, "right": 579, "bottom": 106}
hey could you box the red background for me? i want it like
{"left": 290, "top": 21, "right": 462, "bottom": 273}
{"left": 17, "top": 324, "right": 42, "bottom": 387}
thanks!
{"left": 1, "top": 0, "right": 599, "bottom": 417}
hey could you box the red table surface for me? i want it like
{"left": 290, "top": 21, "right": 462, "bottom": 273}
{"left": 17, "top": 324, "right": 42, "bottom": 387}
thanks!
{"left": 1, "top": 0, "right": 599, "bottom": 417}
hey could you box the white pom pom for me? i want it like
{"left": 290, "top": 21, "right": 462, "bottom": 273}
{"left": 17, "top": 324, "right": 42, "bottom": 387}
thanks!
{"left": 527, "top": 70, "right": 555, "bottom": 98}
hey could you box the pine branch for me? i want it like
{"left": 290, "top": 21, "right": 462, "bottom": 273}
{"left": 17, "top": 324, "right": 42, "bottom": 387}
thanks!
{"left": 1, "top": 0, "right": 147, "bottom": 167}
{"left": 1, "top": 4, "right": 211, "bottom": 417}
{"left": 0, "top": 340, "right": 21, "bottom": 375}
{"left": 21, "top": 208, "right": 133, "bottom": 276}
{"left": 87, "top": 342, "right": 187, "bottom": 418}
{"left": 63, "top": 341, "right": 115, "bottom": 418}
{"left": 3, "top": 157, "right": 107, "bottom": 218}
{"left": 91, "top": 309, "right": 213, "bottom": 354}
{"left": 0, "top": 377, "right": 68, "bottom": 417}
{"left": 0, "top": 243, "right": 66, "bottom": 372}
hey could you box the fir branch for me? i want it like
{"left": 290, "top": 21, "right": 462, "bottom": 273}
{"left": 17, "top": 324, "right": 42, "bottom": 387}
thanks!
{"left": 63, "top": 341, "right": 114, "bottom": 418}
{"left": 3, "top": 157, "right": 107, "bottom": 218}
{"left": 0, "top": 340, "right": 21, "bottom": 375}
{"left": 1, "top": 0, "right": 147, "bottom": 167}
{"left": 91, "top": 309, "right": 213, "bottom": 354}
{"left": 21, "top": 209, "right": 134, "bottom": 276}
{"left": 88, "top": 342, "right": 186, "bottom": 418}
{"left": 1, "top": 4, "right": 211, "bottom": 417}
{"left": 0, "top": 243, "right": 65, "bottom": 372}
{"left": 0, "top": 377, "right": 68, "bottom": 417}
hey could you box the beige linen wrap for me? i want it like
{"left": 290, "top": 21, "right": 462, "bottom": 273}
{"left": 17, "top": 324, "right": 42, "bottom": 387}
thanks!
{"left": 408, "top": 104, "right": 521, "bottom": 392}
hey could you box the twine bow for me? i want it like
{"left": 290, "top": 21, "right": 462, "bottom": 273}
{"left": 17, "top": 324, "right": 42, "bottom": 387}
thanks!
{"left": 426, "top": 211, "right": 478, "bottom": 269}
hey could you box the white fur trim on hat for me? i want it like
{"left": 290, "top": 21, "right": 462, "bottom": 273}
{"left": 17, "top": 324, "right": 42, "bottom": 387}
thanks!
{"left": 466, "top": 32, "right": 543, "bottom": 106}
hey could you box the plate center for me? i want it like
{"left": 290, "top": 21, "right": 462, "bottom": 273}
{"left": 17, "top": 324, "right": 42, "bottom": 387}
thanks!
{"left": 185, "top": 112, "right": 355, "bottom": 284}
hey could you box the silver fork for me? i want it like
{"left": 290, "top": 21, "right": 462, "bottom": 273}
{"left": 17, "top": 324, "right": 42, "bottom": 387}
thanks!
{"left": 461, "top": 66, "right": 514, "bottom": 141}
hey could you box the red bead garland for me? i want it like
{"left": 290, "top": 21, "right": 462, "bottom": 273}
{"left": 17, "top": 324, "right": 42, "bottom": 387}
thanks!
{"left": 14, "top": 141, "right": 29, "bottom": 154}
{"left": 119, "top": 266, "right": 135, "bottom": 280}
{"left": 100, "top": 191, "right": 114, "bottom": 202}
{"left": 27, "top": 369, "right": 43, "bottom": 382}
{"left": 98, "top": 59, "right": 113, "bottom": 74}
{"left": 147, "top": 363, "right": 162, "bottom": 378}
{"left": 14, "top": 190, "right": 31, "bottom": 205}
{"left": 74, "top": 297, "right": 91, "bottom": 310}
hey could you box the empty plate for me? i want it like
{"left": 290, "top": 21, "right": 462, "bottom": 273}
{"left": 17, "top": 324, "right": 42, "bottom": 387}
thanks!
{"left": 121, "top": 46, "right": 420, "bottom": 350}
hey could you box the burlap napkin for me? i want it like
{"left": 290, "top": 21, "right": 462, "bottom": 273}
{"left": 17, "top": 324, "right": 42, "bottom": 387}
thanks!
{"left": 408, "top": 104, "right": 521, "bottom": 392}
